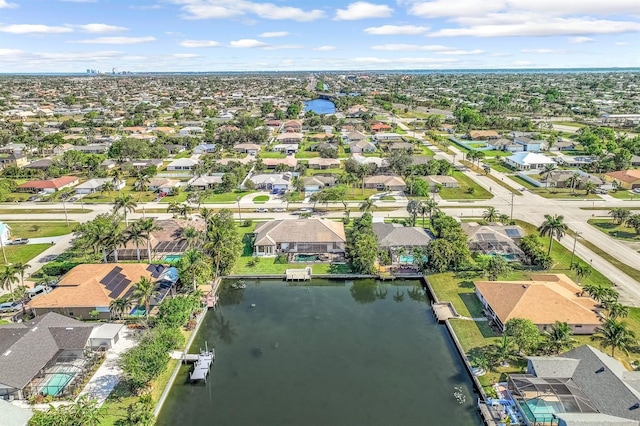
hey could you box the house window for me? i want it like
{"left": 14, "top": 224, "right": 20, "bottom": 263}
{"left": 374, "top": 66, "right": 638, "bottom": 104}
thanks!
{"left": 575, "top": 325, "right": 582, "bottom": 328}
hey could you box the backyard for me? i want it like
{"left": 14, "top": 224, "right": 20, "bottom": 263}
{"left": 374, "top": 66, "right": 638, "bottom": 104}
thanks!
{"left": 438, "top": 171, "right": 493, "bottom": 200}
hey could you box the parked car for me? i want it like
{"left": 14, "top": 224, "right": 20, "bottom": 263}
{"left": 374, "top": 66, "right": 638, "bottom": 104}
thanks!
{"left": 633, "top": 188, "right": 640, "bottom": 194}
{"left": 7, "top": 238, "right": 29, "bottom": 245}
{"left": 255, "top": 208, "right": 268, "bottom": 213}
{"left": 272, "top": 208, "right": 286, "bottom": 212}
{"left": 27, "top": 195, "right": 39, "bottom": 202}
{"left": 68, "top": 197, "right": 78, "bottom": 202}
{"left": 0, "top": 302, "right": 22, "bottom": 313}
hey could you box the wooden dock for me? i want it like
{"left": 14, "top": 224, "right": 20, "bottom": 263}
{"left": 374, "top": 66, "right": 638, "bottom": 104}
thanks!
{"left": 188, "top": 350, "right": 215, "bottom": 383}
{"left": 285, "top": 266, "right": 312, "bottom": 281}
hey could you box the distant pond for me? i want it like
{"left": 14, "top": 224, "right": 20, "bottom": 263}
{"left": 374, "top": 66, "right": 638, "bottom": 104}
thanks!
{"left": 304, "top": 98, "right": 336, "bottom": 114}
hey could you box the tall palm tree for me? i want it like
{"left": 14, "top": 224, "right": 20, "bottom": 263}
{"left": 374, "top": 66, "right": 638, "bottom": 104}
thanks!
{"left": 482, "top": 207, "right": 500, "bottom": 223}
{"left": 178, "top": 248, "right": 212, "bottom": 292}
{"left": 132, "top": 276, "right": 157, "bottom": 317}
{"left": 607, "top": 302, "right": 629, "bottom": 320}
{"left": 0, "top": 266, "right": 19, "bottom": 302}
{"left": 609, "top": 207, "right": 631, "bottom": 225}
{"left": 538, "top": 214, "right": 568, "bottom": 256}
{"left": 125, "top": 221, "right": 146, "bottom": 262}
{"left": 139, "top": 218, "right": 161, "bottom": 263}
{"left": 110, "top": 168, "right": 124, "bottom": 187}
{"left": 543, "top": 321, "right": 577, "bottom": 355}
{"left": 584, "top": 181, "right": 596, "bottom": 195}
{"left": 134, "top": 173, "right": 150, "bottom": 192}
{"left": 182, "top": 226, "right": 200, "bottom": 249}
{"left": 107, "top": 231, "right": 127, "bottom": 263}
{"left": 541, "top": 163, "right": 556, "bottom": 189}
{"left": 359, "top": 198, "right": 375, "bottom": 213}
{"left": 565, "top": 172, "right": 581, "bottom": 194}
{"left": 592, "top": 318, "right": 637, "bottom": 358}
{"left": 100, "top": 181, "right": 114, "bottom": 198}
{"left": 199, "top": 207, "right": 214, "bottom": 226}
{"left": 423, "top": 198, "right": 439, "bottom": 224}
{"left": 113, "top": 193, "right": 137, "bottom": 226}
{"left": 12, "top": 262, "right": 30, "bottom": 286}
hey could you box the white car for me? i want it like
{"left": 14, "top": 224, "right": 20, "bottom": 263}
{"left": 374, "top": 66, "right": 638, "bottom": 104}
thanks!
{"left": 633, "top": 188, "right": 640, "bottom": 194}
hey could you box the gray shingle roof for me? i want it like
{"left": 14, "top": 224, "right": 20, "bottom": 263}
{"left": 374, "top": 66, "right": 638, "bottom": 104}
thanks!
{"left": 373, "top": 223, "right": 432, "bottom": 248}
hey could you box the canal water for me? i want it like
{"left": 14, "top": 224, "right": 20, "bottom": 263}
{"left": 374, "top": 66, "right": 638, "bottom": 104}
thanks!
{"left": 304, "top": 98, "right": 336, "bottom": 114}
{"left": 156, "top": 279, "right": 482, "bottom": 426}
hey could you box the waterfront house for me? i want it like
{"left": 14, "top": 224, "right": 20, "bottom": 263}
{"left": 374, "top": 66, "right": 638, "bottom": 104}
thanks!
{"left": 118, "top": 219, "right": 202, "bottom": 261}
{"left": 474, "top": 274, "right": 601, "bottom": 334}
{"left": 253, "top": 218, "right": 346, "bottom": 256}
{"left": 373, "top": 223, "right": 432, "bottom": 265}
{"left": 461, "top": 222, "right": 525, "bottom": 258}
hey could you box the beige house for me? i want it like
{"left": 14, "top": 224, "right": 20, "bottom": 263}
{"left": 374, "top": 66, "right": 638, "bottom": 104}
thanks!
{"left": 475, "top": 274, "right": 602, "bottom": 334}
{"left": 308, "top": 157, "right": 340, "bottom": 170}
{"left": 253, "top": 219, "right": 346, "bottom": 256}
{"left": 364, "top": 175, "right": 406, "bottom": 191}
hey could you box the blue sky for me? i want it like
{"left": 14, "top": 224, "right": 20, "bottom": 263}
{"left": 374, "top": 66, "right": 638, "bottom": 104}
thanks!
{"left": 0, "top": 0, "right": 638, "bottom": 72}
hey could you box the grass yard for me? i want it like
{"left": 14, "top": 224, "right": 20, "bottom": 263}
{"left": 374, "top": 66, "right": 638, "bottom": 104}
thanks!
{"left": 252, "top": 195, "right": 270, "bottom": 204}
{"left": 159, "top": 192, "right": 188, "bottom": 203}
{"left": 0, "top": 244, "right": 51, "bottom": 265}
{"left": 485, "top": 158, "right": 515, "bottom": 174}
{"left": 5, "top": 221, "right": 76, "bottom": 238}
{"left": 0, "top": 208, "right": 90, "bottom": 214}
{"left": 82, "top": 190, "right": 156, "bottom": 203}
{"left": 4, "top": 192, "right": 33, "bottom": 203}
{"left": 259, "top": 152, "right": 286, "bottom": 159}
{"left": 530, "top": 187, "right": 601, "bottom": 200}
{"left": 450, "top": 319, "right": 500, "bottom": 351}
{"left": 232, "top": 257, "right": 332, "bottom": 275}
{"left": 509, "top": 175, "right": 538, "bottom": 190}
{"left": 577, "top": 237, "right": 640, "bottom": 284}
{"left": 461, "top": 161, "right": 521, "bottom": 195}
{"left": 439, "top": 171, "right": 493, "bottom": 200}
{"left": 294, "top": 151, "right": 320, "bottom": 159}
{"left": 308, "top": 168, "right": 342, "bottom": 175}
{"left": 588, "top": 218, "right": 640, "bottom": 241}
{"left": 417, "top": 145, "right": 434, "bottom": 156}
{"left": 610, "top": 190, "right": 640, "bottom": 200}
{"left": 202, "top": 190, "right": 257, "bottom": 203}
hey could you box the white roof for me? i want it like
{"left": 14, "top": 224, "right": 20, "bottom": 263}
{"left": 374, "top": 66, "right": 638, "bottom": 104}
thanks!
{"left": 75, "top": 178, "right": 112, "bottom": 189}
{"left": 167, "top": 158, "right": 198, "bottom": 167}
{"left": 507, "top": 152, "right": 556, "bottom": 166}
{"left": 89, "top": 323, "right": 123, "bottom": 340}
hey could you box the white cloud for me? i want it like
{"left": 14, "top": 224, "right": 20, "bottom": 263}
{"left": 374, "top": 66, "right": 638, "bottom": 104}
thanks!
{"left": 72, "top": 36, "right": 156, "bottom": 44}
{"left": 259, "top": 31, "right": 289, "bottom": 38}
{"left": 172, "top": 0, "right": 324, "bottom": 22}
{"left": 364, "top": 24, "right": 429, "bottom": 35}
{"left": 0, "top": 0, "right": 17, "bottom": 8}
{"left": 371, "top": 43, "right": 450, "bottom": 51}
{"left": 615, "top": 41, "right": 630, "bottom": 45}
{"left": 180, "top": 39, "right": 221, "bottom": 47}
{"left": 0, "top": 24, "right": 73, "bottom": 34}
{"left": 353, "top": 56, "right": 458, "bottom": 64}
{"left": 334, "top": 2, "right": 393, "bottom": 20}
{"left": 521, "top": 48, "right": 564, "bottom": 53}
{"left": 170, "top": 53, "right": 200, "bottom": 58}
{"left": 569, "top": 36, "right": 594, "bottom": 44}
{"left": 74, "top": 23, "right": 128, "bottom": 33}
{"left": 262, "top": 44, "right": 304, "bottom": 50}
{"left": 428, "top": 17, "right": 640, "bottom": 37}
{"left": 59, "top": 0, "right": 97, "bottom": 2}
{"left": 436, "top": 49, "right": 484, "bottom": 55}
{"left": 513, "top": 60, "right": 535, "bottom": 66}
{"left": 130, "top": 4, "right": 163, "bottom": 9}
{"left": 313, "top": 45, "right": 337, "bottom": 51}
{"left": 229, "top": 38, "right": 267, "bottom": 48}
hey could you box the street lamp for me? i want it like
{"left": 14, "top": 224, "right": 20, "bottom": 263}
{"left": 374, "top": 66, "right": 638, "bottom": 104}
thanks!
{"left": 570, "top": 230, "right": 582, "bottom": 268}
{"left": 236, "top": 196, "right": 242, "bottom": 221}
{"left": 509, "top": 191, "right": 515, "bottom": 220}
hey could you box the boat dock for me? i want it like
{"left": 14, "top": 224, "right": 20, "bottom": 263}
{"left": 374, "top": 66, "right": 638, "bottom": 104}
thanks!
{"left": 187, "top": 349, "right": 215, "bottom": 384}
{"left": 285, "top": 266, "right": 312, "bottom": 281}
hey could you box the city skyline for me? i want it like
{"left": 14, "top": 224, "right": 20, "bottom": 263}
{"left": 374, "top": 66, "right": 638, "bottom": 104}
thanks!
{"left": 0, "top": 0, "right": 638, "bottom": 72}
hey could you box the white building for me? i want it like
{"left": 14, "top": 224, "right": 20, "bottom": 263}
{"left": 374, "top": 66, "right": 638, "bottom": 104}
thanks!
{"left": 505, "top": 152, "right": 556, "bottom": 171}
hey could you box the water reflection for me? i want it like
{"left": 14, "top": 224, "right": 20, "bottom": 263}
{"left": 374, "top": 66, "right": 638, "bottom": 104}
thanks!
{"left": 407, "top": 284, "right": 426, "bottom": 302}
{"left": 349, "top": 280, "right": 376, "bottom": 303}
{"left": 212, "top": 311, "right": 236, "bottom": 344}
{"left": 374, "top": 283, "right": 388, "bottom": 300}
{"left": 393, "top": 285, "right": 405, "bottom": 303}
{"left": 218, "top": 282, "right": 245, "bottom": 306}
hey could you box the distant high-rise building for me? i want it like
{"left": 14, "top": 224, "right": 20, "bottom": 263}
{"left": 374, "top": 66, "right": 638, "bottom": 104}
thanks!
{"left": 112, "top": 67, "right": 118, "bottom": 74}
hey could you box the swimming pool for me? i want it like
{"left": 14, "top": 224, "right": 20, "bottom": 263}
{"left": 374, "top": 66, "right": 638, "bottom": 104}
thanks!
{"left": 293, "top": 254, "right": 320, "bottom": 262}
{"left": 42, "top": 372, "right": 74, "bottom": 396}
{"left": 398, "top": 255, "right": 428, "bottom": 264}
{"left": 519, "top": 398, "right": 562, "bottom": 423}
{"left": 164, "top": 255, "right": 183, "bottom": 262}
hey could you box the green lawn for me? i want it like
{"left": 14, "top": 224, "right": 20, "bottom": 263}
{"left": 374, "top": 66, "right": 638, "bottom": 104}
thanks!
{"left": 82, "top": 190, "right": 157, "bottom": 203}
{"left": 5, "top": 221, "right": 76, "bottom": 238}
{"left": 308, "top": 168, "right": 342, "bottom": 175}
{"left": 485, "top": 158, "right": 515, "bottom": 174}
{"left": 202, "top": 190, "right": 257, "bottom": 203}
{"left": 450, "top": 319, "right": 500, "bottom": 351}
{"left": 294, "top": 151, "right": 320, "bottom": 159}
{"left": 610, "top": 190, "right": 640, "bottom": 200}
{"left": 232, "top": 257, "right": 332, "bottom": 275}
{"left": 577, "top": 237, "right": 640, "bottom": 284}
{"left": 417, "top": 145, "right": 434, "bottom": 156}
{"left": 439, "top": 171, "right": 493, "bottom": 200}
{"left": 0, "top": 244, "right": 51, "bottom": 265}
{"left": 588, "top": 218, "right": 640, "bottom": 242}
{"left": 427, "top": 272, "right": 485, "bottom": 318}
{"left": 160, "top": 192, "right": 188, "bottom": 203}
{"left": 509, "top": 175, "right": 538, "bottom": 190}
{"left": 260, "top": 152, "right": 286, "bottom": 159}
{"left": 4, "top": 192, "right": 33, "bottom": 202}
{"left": 252, "top": 195, "right": 269, "bottom": 203}
{"left": 530, "top": 187, "right": 601, "bottom": 200}
{"left": 0, "top": 208, "right": 90, "bottom": 214}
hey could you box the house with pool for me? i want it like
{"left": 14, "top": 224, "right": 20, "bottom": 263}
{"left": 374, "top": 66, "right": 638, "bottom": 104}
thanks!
{"left": 372, "top": 222, "right": 432, "bottom": 266}
{"left": 253, "top": 219, "right": 346, "bottom": 260}
{"left": 461, "top": 222, "right": 525, "bottom": 260}
{"left": 0, "top": 313, "right": 104, "bottom": 401}
{"left": 503, "top": 345, "right": 640, "bottom": 426}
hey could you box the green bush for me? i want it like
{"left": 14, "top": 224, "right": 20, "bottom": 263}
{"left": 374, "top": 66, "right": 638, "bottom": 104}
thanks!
{"left": 157, "top": 294, "right": 200, "bottom": 329}
{"left": 41, "top": 261, "right": 80, "bottom": 277}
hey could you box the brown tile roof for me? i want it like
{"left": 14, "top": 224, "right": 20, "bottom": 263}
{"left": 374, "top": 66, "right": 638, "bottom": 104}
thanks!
{"left": 606, "top": 169, "right": 640, "bottom": 184}
{"left": 474, "top": 274, "right": 601, "bottom": 327}
{"left": 18, "top": 176, "right": 78, "bottom": 189}
{"left": 29, "top": 263, "right": 158, "bottom": 309}
{"left": 469, "top": 130, "right": 500, "bottom": 139}
{"left": 254, "top": 219, "right": 346, "bottom": 246}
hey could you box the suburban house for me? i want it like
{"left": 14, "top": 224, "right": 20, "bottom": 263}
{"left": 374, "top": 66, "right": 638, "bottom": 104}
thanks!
{"left": 544, "top": 170, "right": 604, "bottom": 189}
{"left": 193, "top": 143, "right": 217, "bottom": 154}
{"left": 148, "top": 178, "right": 181, "bottom": 194}
{"left": 72, "top": 144, "right": 109, "bottom": 154}
{"left": 163, "top": 143, "right": 186, "bottom": 154}
{"left": 469, "top": 130, "right": 500, "bottom": 140}
{"left": 475, "top": 274, "right": 601, "bottom": 334}
{"left": 272, "top": 143, "right": 299, "bottom": 154}
{"left": 505, "top": 152, "right": 556, "bottom": 171}
{"left": 352, "top": 154, "right": 388, "bottom": 169}
{"left": 233, "top": 143, "right": 261, "bottom": 156}
{"left": 118, "top": 219, "right": 201, "bottom": 261}
{"left": 370, "top": 122, "right": 392, "bottom": 133}
{"left": 373, "top": 223, "right": 432, "bottom": 265}
{"left": 166, "top": 158, "right": 198, "bottom": 171}
{"left": 179, "top": 126, "right": 204, "bottom": 136}
{"left": 0, "top": 153, "right": 28, "bottom": 168}
{"left": 364, "top": 175, "right": 406, "bottom": 191}
{"left": 276, "top": 132, "right": 303, "bottom": 144}
{"left": 23, "top": 158, "right": 53, "bottom": 171}
{"left": 123, "top": 159, "right": 164, "bottom": 170}
{"left": 262, "top": 156, "right": 297, "bottom": 170}
{"left": 302, "top": 176, "right": 336, "bottom": 193}
{"left": 0, "top": 313, "right": 97, "bottom": 400}
{"left": 308, "top": 157, "right": 340, "bottom": 170}
{"left": 188, "top": 175, "right": 223, "bottom": 190}
{"left": 253, "top": 218, "right": 346, "bottom": 256}
{"left": 513, "top": 136, "right": 546, "bottom": 152}
{"left": 75, "top": 178, "right": 125, "bottom": 194}
{"left": 346, "top": 131, "right": 367, "bottom": 143}
{"left": 605, "top": 169, "right": 640, "bottom": 189}
{"left": 387, "top": 142, "right": 414, "bottom": 152}
{"left": 507, "top": 345, "right": 640, "bottom": 425}
{"left": 461, "top": 222, "right": 525, "bottom": 259}
{"left": 283, "top": 120, "right": 302, "bottom": 132}
{"left": 424, "top": 175, "right": 459, "bottom": 189}
{"left": 350, "top": 140, "right": 376, "bottom": 154}
{"left": 28, "top": 264, "right": 177, "bottom": 319}
{"left": 249, "top": 173, "right": 292, "bottom": 191}
{"left": 17, "top": 176, "right": 79, "bottom": 193}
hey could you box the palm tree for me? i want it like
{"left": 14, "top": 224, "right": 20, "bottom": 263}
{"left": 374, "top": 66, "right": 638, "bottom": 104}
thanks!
{"left": 482, "top": 207, "right": 500, "bottom": 223}
{"left": 584, "top": 181, "right": 596, "bottom": 195}
{"left": 109, "top": 298, "right": 130, "bottom": 320}
{"left": 111, "top": 168, "right": 124, "bottom": 187}
{"left": 626, "top": 214, "right": 640, "bottom": 235}
{"left": 423, "top": 198, "right": 439, "bottom": 224}
{"left": 491, "top": 335, "right": 514, "bottom": 367}
{"left": 541, "top": 163, "right": 556, "bottom": 189}
{"left": 543, "top": 321, "right": 577, "bottom": 355}
{"left": 0, "top": 266, "right": 19, "bottom": 302}
{"left": 107, "top": 231, "right": 127, "bottom": 263}
{"left": 132, "top": 276, "right": 157, "bottom": 317}
{"left": 609, "top": 207, "right": 631, "bottom": 225}
{"left": 178, "top": 248, "right": 212, "bottom": 292}
{"left": 12, "top": 262, "right": 30, "bottom": 286}
{"left": 571, "top": 263, "right": 592, "bottom": 284}
{"left": 565, "top": 172, "right": 581, "bottom": 194}
{"left": 100, "top": 181, "right": 114, "bottom": 198}
{"left": 139, "top": 218, "right": 161, "bottom": 263}
{"left": 359, "top": 198, "right": 375, "bottom": 213}
{"left": 199, "top": 207, "right": 214, "bottom": 226}
{"left": 178, "top": 203, "right": 190, "bottom": 219}
{"left": 498, "top": 213, "right": 511, "bottom": 225}
{"left": 113, "top": 193, "right": 137, "bottom": 226}
{"left": 592, "top": 318, "right": 637, "bottom": 358}
{"left": 182, "top": 226, "right": 200, "bottom": 249}
{"left": 134, "top": 173, "right": 150, "bottom": 192}
{"left": 538, "top": 214, "right": 568, "bottom": 255}
{"left": 125, "top": 221, "right": 146, "bottom": 262}
{"left": 607, "top": 302, "right": 629, "bottom": 320}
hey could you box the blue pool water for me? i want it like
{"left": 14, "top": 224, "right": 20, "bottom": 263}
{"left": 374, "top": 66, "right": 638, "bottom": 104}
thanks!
{"left": 399, "top": 255, "right": 428, "bottom": 263}
{"left": 43, "top": 373, "right": 74, "bottom": 396}
{"left": 519, "top": 398, "right": 562, "bottom": 423}
{"left": 163, "top": 255, "right": 182, "bottom": 262}
{"left": 304, "top": 98, "right": 336, "bottom": 114}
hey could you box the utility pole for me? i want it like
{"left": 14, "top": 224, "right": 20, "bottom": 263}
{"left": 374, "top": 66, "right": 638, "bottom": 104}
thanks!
{"left": 61, "top": 197, "right": 69, "bottom": 226}
{"left": 509, "top": 191, "right": 514, "bottom": 220}
{"left": 570, "top": 230, "right": 582, "bottom": 268}
{"left": 236, "top": 196, "right": 242, "bottom": 221}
